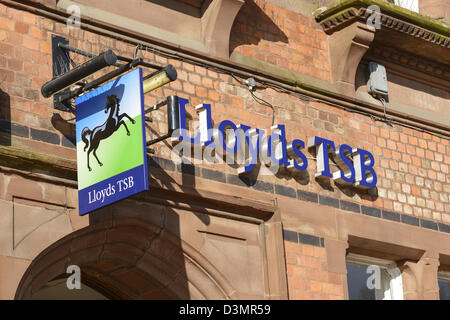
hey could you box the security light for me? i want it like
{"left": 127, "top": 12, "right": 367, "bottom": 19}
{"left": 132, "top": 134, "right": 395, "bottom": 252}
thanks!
{"left": 143, "top": 65, "right": 177, "bottom": 94}
{"left": 367, "top": 61, "right": 388, "bottom": 99}
{"left": 41, "top": 50, "right": 117, "bottom": 98}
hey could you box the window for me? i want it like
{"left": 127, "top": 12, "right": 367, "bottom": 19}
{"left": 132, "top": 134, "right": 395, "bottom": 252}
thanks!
{"left": 346, "top": 253, "right": 403, "bottom": 300}
{"left": 438, "top": 272, "right": 450, "bottom": 300}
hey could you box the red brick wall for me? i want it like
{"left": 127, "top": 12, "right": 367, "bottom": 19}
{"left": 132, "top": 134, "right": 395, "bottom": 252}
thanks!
{"left": 0, "top": 8, "right": 50, "bottom": 123}
{"left": 0, "top": 1, "right": 448, "bottom": 223}
{"left": 230, "top": 0, "right": 330, "bottom": 81}
{"left": 285, "top": 240, "right": 345, "bottom": 300}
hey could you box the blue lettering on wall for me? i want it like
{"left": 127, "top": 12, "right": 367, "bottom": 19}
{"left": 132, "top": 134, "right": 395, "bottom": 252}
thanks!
{"left": 172, "top": 97, "right": 377, "bottom": 189}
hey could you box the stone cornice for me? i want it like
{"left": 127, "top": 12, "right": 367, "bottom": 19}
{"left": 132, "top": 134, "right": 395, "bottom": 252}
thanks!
{"left": 366, "top": 46, "right": 450, "bottom": 81}
{"left": 0, "top": 144, "right": 77, "bottom": 181}
{"left": 317, "top": 8, "right": 450, "bottom": 48}
{"left": 314, "top": 0, "right": 450, "bottom": 38}
{"left": 314, "top": 1, "right": 450, "bottom": 98}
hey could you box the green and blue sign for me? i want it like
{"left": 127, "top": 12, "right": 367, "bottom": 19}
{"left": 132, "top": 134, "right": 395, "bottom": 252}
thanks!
{"left": 76, "top": 68, "right": 148, "bottom": 215}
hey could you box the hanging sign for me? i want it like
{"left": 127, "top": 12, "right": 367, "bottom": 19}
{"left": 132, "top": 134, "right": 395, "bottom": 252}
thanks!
{"left": 75, "top": 68, "right": 148, "bottom": 215}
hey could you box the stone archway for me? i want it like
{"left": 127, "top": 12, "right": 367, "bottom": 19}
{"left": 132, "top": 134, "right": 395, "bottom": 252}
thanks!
{"left": 15, "top": 217, "right": 235, "bottom": 300}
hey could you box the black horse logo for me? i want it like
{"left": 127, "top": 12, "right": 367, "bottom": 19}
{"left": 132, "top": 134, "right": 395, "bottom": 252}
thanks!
{"left": 81, "top": 94, "right": 135, "bottom": 171}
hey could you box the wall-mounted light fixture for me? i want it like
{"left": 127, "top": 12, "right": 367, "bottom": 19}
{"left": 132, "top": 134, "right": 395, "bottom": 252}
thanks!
{"left": 367, "top": 61, "right": 388, "bottom": 100}
{"left": 367, "top": 61, "right": 391, "bottom": 121}
{"left": 43, "top": 41, "right": 177, "bottom": 104}
{"left": 41, "top": 50, "right": 117, "bottom": 98}
{"left": 143, "top": 65, "right": 177, "bottom": 94}
{"left": 43, "top": 40, "right": 180, "bottom": 152}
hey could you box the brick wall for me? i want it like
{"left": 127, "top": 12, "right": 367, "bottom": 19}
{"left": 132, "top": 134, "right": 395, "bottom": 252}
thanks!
{"left": 0, "top": 1, "right": 448, "bottom": 225}
{"left": 0, "top": 5, "right": 69, "bottom": 158}
{"left": 230, "top": 0, "right": 330, "bottom": 81}
{"left": 283, "top": 230, "right": 345, "bottom": 300}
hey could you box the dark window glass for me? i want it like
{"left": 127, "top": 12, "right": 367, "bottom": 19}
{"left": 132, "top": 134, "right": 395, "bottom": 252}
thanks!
{"left": 346, "top": 262, "right": 376, "bottom": 300}
{"left": 438, "top": 279, "right": 449, "bottom": 300}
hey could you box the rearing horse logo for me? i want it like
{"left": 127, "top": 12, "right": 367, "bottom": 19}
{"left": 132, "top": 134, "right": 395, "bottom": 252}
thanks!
{"left": 81, "top": 94, "right": 135, "bottom": 171}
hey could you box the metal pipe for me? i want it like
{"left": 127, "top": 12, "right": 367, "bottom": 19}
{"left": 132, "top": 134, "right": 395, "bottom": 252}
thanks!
{"left": 41, "top": 50, "right": 117, "bottom": 98}
{"left": 145, "top": 96, "right": 180, "bottom": 145}
{"left": 84, "top": 59, "right": 140, "bottom": 91}
{"left": 167, "top": 95, "right": 180, "bottom": 134}
{"left": 145, "top": 100, "right": 167, "bottom": 114}
{"left": 146, "top": 133, "right": 171, "bottom": 146}
{"left": 116, "top": 55, "right": 163, "bottom": 70}
{"left": 56, "top": 59, "right": 170, "bottom": 103}
{"left": 57, "top": 59, "right": 142, "bottom": 103}
{"left": 58, "top": 42, "right": 124, "bottom": 67}
{"left": 57, "top": 43, "right": 163, "bottom": 70}
{"left": 58, "top": 42, "right": 96, "bottom": 58}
